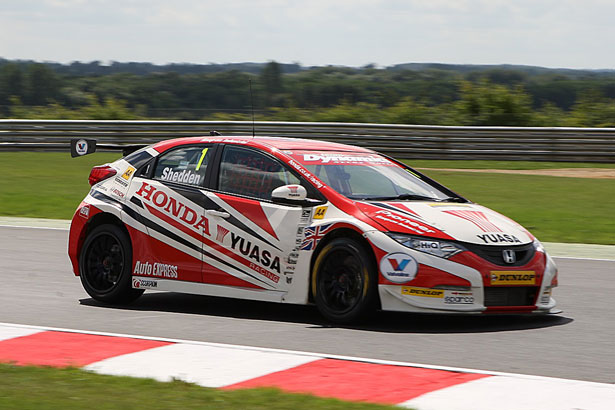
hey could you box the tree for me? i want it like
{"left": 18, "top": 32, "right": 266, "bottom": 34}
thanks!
{"left": 24, "top": 64, "right": 60, "bottom": 105}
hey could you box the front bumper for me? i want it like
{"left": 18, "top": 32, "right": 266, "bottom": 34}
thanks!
{"left": 365, "top": 231, "right": 558, "bottom": 314}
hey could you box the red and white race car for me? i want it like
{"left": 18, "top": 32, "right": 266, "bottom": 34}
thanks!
{"left": 68, "top": 136, "right": 558, "bottom": 323}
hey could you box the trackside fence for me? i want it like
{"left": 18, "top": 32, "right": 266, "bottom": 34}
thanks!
{"left": 0, "top": 119, "right": 614, "bottom": 162}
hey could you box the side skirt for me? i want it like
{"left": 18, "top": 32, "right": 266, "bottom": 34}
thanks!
{"left": 132, "top": 277, "right": 288, "bottom": 303}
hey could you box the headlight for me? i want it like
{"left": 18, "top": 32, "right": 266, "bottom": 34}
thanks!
{"left": 386, "top": 233, "right": 465, "bottom": 259}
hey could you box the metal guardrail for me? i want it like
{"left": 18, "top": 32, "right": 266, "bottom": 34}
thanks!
{"left": 1, "top": 119, "right": 614, "bottom": 162}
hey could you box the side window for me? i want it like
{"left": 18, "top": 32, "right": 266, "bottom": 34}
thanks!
{"left": 153, "top": 145, "right": 212, "bottom": 187}
{"left": 218, "top": 146, "right": 301, "bottom": 200}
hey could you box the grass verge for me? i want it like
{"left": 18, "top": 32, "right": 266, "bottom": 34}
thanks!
{"left": 402, "top": 159, "right": 615, "bottom": 170}
{"left": 0, "top": 152, "right": 613, "bottom": 244}
{"left": 420, "top": 170, "right": 615, "bottom": 245}
{"left": 0, "top": 363, "right": 395, "bottom": 410}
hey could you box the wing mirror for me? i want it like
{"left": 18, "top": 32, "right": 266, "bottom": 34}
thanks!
{"left": 271, "top": 184, "right": 307, "bottom": 203}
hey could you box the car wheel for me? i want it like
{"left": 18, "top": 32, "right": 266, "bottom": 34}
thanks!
{"left": 311, "top": 237, "right": 378, "bottom": 324}
{"left": 79, "top": 224, "right": 143, "bottom": 304}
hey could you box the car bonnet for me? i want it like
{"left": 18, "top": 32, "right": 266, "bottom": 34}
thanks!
{"left": 357, "top": 201, "right": 534, "bottom": 245}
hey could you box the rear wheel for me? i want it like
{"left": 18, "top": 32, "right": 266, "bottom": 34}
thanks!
{"left": 312, "top": 237, "right": 378, "bottom": 324}
{"left": 79, "top": 224, "right": 143, "bottom": 304}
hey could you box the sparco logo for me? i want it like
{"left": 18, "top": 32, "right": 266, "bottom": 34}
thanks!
{"left": 135, "top": 182, "right": 210, "bottom": 235}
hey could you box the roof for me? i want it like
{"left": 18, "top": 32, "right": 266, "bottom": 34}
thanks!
{"left": 152, "top": 136, "right": 374, "bottom": 154}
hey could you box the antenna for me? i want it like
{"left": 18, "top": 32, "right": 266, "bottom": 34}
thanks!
{"left": 249, "top": 79, "right": 255, "bottom": 138}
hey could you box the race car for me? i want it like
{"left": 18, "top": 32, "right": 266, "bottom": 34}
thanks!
{"left": 68, "top": 135, "right": 559, "bottom": 323}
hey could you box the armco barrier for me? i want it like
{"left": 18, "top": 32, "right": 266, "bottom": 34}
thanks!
{"left": 0, "top": 119, "right": 614, "bottom": 162}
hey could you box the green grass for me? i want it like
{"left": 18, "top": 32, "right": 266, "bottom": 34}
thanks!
{"left": 421, "top": 170, "right": 615, "bottom": 245}
{"left": 0, "top": 363, "right": 395, "bottom": 410}
{"left": 0, "top": 152, "right": 613, "bottom": 244}
{"left": 401, "top": 159, "right": 615, "bottom": 170}
{"left": 0, "top": 152, "right": 121, "bottom": 219}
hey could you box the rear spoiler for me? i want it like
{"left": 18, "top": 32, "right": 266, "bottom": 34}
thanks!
{"left": 70, "top": 131, "right": 222, "bottom": 158}
{"left": 70, "top": 139, "right": 147, "bottom": 158}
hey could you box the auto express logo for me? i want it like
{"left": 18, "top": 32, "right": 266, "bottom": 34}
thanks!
{"left": 380, "top": 252, "right": 418, "bottom": 283}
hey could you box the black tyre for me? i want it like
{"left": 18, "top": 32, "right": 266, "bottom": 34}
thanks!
{"left": 311, "top": 237, "right": 378, "bottom": 324}
{"left": 79, "top": 224, "right": 143, "bottom": 304}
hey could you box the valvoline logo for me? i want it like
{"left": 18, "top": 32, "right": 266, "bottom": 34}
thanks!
{"left": 380, "top": 252, "right": 418, "bottom": 284}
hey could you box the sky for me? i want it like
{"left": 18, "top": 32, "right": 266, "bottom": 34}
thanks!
{"left": 1, "top": 0, "right": 614, "bottom": 69}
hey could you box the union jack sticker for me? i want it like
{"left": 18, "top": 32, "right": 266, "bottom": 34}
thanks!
{"left": 300, "top": 223, "right": 333, "bottom": 251}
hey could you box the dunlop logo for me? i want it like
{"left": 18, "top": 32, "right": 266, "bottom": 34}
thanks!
{"left": 401, "top": 286, "right": 444, "bottom": 298}
{"left": 490, "top": 271, "right": 536, "bottom": 285}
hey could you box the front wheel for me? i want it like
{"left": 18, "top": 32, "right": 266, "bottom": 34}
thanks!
{"left": 79, "top": 224, "right": 143, "bottom": 304}
{"left": 311, "top": 237, "right": 378, "bottom": 324}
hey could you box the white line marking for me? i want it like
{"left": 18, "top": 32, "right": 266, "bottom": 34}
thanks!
{"left": 0, "top": 224, "right": 69, "bottom": 231}
{"left": 553, "top": 256, "right": 615, "bottom": 262}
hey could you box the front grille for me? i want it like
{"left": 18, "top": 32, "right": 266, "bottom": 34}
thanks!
{"left": 463, "top": 242, "right": 535, "bottom": 266}
{"left": 484, "top": 287, "right": 538, "bottom": 306}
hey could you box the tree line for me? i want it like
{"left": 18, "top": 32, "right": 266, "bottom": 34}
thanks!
{"left": 0, "top": 59, "right": 614, "bottom": 127}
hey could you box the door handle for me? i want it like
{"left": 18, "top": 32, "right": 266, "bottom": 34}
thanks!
{"left": 206, "top": 209, "right": 231, "bottom": 219}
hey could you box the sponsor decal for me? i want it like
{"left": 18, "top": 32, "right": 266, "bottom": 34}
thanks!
{"left": 121, "top": 166, "right": 136, "bottom": 180}
{"left": 132, "top": 278, "right": 158, "bottom": 289}
{"left": 417, "top": 240, "right": 440, "bottom": 251}
{"left": 114, "top": 176, "right": 129, "bottom": 187}
{"left": 160, "top": 167, "right": 202, "bottom": 185}
{"left": 79, "top": 205, "right": 90, "bottom": 218}
{"left": 490, "top": 271, "right": 536, "bottom": 285}
{"left": 380, "top": 252, "right": 418, "bottom": 283}
{"left": 216, "top": 225, "right": 230, "bottom": 243}
{"left": 229, "top": 232, "right": 281, "bottom": 275}
{"left": 287, "top": 159, "right": 324, "bottom": 189}
{"left": 373, "top": 209, "right": 436, "bottom": 234}
{"left": 444, "top": 210, "right": 502, "bottom": 232}
{"left": 248, "top": 262, "right": 280, "bottom": 283}
{"left": 287, "top": 185, "right": 301, "bottom": 197}
{"left": 110, "top": 187, "right": 125, "bottom": 198}
{"left": 301, "top": 209, "right": 312, "bottom": 220}
{"left": 313, "top": 206, "right": 327, "bottom": 219}
{"left": 135, "top": 182, "right": 210, "bottom": 235}
{"left": 300, "top": 223, "right": 333, "bottom": 251}
{"left": 401, "top": 286, "right": 443, "bottom": 298}
{"left": 444, "top": 290, "right": 475, "bottom": 304}
{"left": 133, "top": 261, "right": 178, "bottom": 278}
{"left": 476, "top": 233, "right": 522, "bottom": 244}
{"left": 299, "top": 153, "right": 393, "bottom": 166}
{"left": 286, "top": 277, "right": 293, "bottom": 284}
{"left": 75, "top": 139, "right": 88, "bottom": 156}
{"left": 286, "top": 251, "right": 299, "bottom": 264}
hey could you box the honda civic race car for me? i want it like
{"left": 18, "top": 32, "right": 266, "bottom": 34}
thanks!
{"left": 68, "top": 135, "right": 559, "bottom": 323}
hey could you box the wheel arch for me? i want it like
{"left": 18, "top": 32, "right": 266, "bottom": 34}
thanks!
{"left": 308, "top": 225, "right": 380, "bottom": 308}
{"left": 74, "top": 212, "right": 130, "bottom": 275}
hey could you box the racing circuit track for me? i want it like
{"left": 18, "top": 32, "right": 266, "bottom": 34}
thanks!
{"left": 1, "top": 225, "right": 614, "bottom": 383}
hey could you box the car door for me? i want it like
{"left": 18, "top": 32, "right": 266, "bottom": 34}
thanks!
{"left": 200, "top": 144, "right": 315, "bottom": 292}
{"left": 128, "top": 144, "right": 215, "bottom": 284}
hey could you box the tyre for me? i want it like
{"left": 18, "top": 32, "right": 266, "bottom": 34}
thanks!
{"left": 311, "top": 237, "right": 378, "bottom": 324}
{"left": 79, "top": 224, "right": 144, "bottom": 304}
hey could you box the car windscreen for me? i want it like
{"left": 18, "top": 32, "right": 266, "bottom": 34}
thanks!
{"left": 289, "top": 151, "right": 451, "bottom": 201}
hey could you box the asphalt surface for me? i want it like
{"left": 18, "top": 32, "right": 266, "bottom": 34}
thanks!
{"left": 1, "top": 226, "right": 614, "bottom": 383}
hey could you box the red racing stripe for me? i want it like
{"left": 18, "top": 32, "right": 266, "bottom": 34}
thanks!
{"left": 0, "top": 331, "right": 170, "bottom": 367}
{"left": 224, "top": 358, "right": 489, "bottom": 404}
